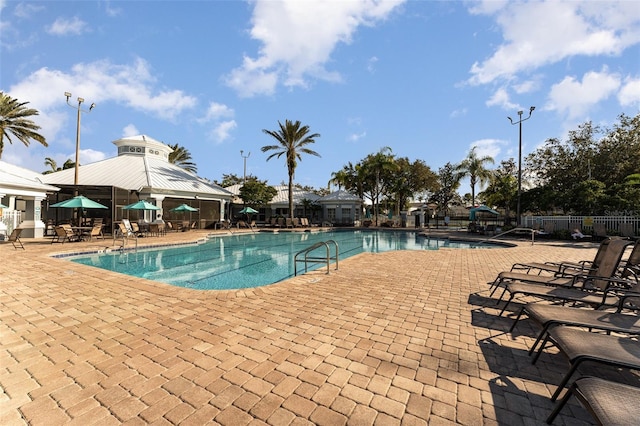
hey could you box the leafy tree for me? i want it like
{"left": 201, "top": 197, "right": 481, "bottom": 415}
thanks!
{"left": 481, "top": 159, "right": 517, "bottom": 223}
{"left": 359, "top": 147, "right": 397, "bottom": 225}
{"left": 0, "top": 92, "right": 48, "bottom": 158}
{"left": 42, "top": 157, "right": 75, "bottom": 174}
{"left": 388, "top": 157, "right": 438, "bottom": 215}
{"left": 216, "top": 173, "right": 248, "bottom": 187}
{"left": 261, "top": 119, "right": 321, "bottom": 217}
{"left": 525, "top": 113, "right": 639, "bottom": 214}
{"left": 238, "top": 178, "right": 277, "bottom": 207}
{"left": 429, "top": 162, "right": 460, "bottom": 216}
{"left": 167, "top": 143, "right": 197, "bottom": 174}
{"left": 455, "top": 147, "right": 494, "bottom": 207}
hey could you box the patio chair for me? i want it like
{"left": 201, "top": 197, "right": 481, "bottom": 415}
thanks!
{"left": 502, "top": 238, "right": 614, "bottom": 283}
{"left": 82, "top": 224, "right": 104, "bottom": 241}
{"left": 593, "top": 223, "right": 609, "bottom": 241}
{"left": 532, "top": 327, "right": 640, "bottom": 401}
{"left": 546, "top": 377, "right": 640, "bottom": 425}
{"left": 509, "top": 291, "right": 640, "bottom": 356}
{"left": 51, "top": 224, "right": 79, "bottom": 244}
{"left": 7, "top": 228, "right": 24, "bottom": 249}
{"left": 495, "top": 239, "right": 634, "bottom": 316}
{"left": 619, "top": 223, "right": 636, "bottom": 239}
{"left": 490, "top": 238, "right": 622, "bottom": 296}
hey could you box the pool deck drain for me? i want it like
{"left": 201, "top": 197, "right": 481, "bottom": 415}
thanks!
{"left": 0, "top": 229, "right": 611, "bottom": 425}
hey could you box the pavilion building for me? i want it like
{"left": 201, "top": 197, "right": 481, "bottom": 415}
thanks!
{"left": 40, "top": 135, "right": 233, "bottom": 233}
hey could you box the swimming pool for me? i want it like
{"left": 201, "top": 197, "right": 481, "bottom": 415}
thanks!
{"left": 70, "top": 230, "right": 505, "bottom": 290}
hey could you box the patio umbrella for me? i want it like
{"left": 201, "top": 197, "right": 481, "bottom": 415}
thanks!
{"left": 123, "top": 200, "right": 160, "bottom": 211}
{"left": 238, "top": 206, "right": 258, "bottom": 215}
{"left": 238, "top": 206, "right": 259, "bottom": 223}
{"left": 50, "top": 195, "right": 108, "bottom": 209}
{"left": 171, "top": 203, "right": 198, "bottom": 212}
{"left": 469, "top": 205, "right": 499, "bottom": 221}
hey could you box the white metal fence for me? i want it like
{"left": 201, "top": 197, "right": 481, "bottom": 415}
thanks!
{"left": 0, "top": 210, "right": 22, "bottom": 236}
{"left": 522, "top": 215, "right": 639, "bottom": 236}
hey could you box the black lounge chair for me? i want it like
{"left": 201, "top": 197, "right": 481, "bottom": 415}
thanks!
{"left": 495, "top": 239, "right": 634, "bottom": 316}
{"left": 546, "top": 377, "right": 640, "bottom": 425}
{"left": 509, "top": 292, "right": 640, "bottom": 355}
{"left": 532, "top": 327, "right": 640, "bottom": 401}
{"left": 489, "top": 238, "right": 617, "bottom": 296}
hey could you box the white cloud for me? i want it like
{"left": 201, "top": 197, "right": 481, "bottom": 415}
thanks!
{"left": 210, "top": 120, "right": 237, "bottom": 143}
{"left": 47, "top": 16, "right": 90, "bottom": 36}
{"left": 367, "top": 56, "right": 379, "bottom": 73}
{"left": 225, "top": 0, "right": 405, "bottom": 97}
{"left": 14, "top": 3, "right": 45, "bottom": 19}
{"left": 122, "top": 124, "right": 139, "bottom": 137}
{"left": 348, "top": 131, "right": 367, "bottom": 142}
{"left": 449, "top": 108, "right": 468, "bottom": 118}
{"left": 470, "top": 138, "right": 504, "bottom": 160}
{"left": 486, "top": 87, "right": 518, "bottom": 110}
{"left": 79, "top": 148, "right": 106, "bottom": 165}
{"left": 199, "top": 102, "right": 235, "bottom": 123}
{"left": 468, "top": 1, "right": 640, "bottom": 85}
{"left": 8, "top": 58, "right": 197, "bottom": 124}
{"left": 545, "top": 68, "right": 621, "bottom": 119}
{"left": 618, "top": 76, "right": 640, "bottom": 107}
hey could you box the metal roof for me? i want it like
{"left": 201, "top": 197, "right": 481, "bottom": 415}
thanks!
{"left": 317, "top": 189, "right": 361, "bottom": 203}
{"left": 225, "top": 184, "right": 320, "bottom": 205}
{"left": 40, "top": 135, "right": 232, "bottom": 198}
{"left": 0, "top": 161, "right": 60, "bottom": 192}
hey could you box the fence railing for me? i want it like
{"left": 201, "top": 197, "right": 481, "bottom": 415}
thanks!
{"left": 1, "top": 210, "right": 22, "bottom": 235}
{"left": 522, "top": 215, "right": 639, "bottom": 236}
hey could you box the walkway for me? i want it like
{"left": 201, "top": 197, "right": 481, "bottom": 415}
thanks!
{"left": 1, "top": 230, "right": 607, "bottom": 425}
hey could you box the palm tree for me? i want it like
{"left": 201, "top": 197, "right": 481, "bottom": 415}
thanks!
{"left": 0, "top": 92, "right": 48, "bottom": 158}
{"left": 262, "top": 120, "right": 321, "bottom": 217}
{"left": 42, "top": 157, "right": 75, "bottom": 174}
{"left": 455, "top": 147, "right": 494, "bottom": 208}
{"left": 167, "top": 143, "right": 197, "bottom": 174}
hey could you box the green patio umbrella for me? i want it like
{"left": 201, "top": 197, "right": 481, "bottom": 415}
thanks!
{"left": 123, "top": 200, "right": 160, "bottom": 211}
{"left": 238, "top": 206, "right": 259, "bottom": 223}
{"left": 171, "top": 203, "right": 198, "bottom": 212}
{"left": 50, "top": 195, "right": 108, "bottom": 209}
{"left": 238, "top": 207, "right": 258, "bottom": 215}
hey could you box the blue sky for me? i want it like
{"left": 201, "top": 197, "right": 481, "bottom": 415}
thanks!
{"left": 2, "top": 0, "right": 639, "bottom": 193}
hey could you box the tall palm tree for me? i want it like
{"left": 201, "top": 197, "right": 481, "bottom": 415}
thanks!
{"left": 0, "top": 92, "right": 48, "bottom": 158}
{"left": 167, "top": 143, "right": 197, "bottom": 174}
{"left": 262, "top": 120, "right": 321, "bottom": 217}
{"left": 455, "top": 146, "right": 494, "bottom": 208}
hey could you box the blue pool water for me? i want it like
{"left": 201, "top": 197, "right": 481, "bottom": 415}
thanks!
{"left": 70, "top": 230, "right": 503, "bottom": 290}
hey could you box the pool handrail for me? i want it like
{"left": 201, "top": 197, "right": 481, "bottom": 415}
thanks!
{"left": 294, "top": 240, "right": 339, "bottom": 276}
{"left": 478, "top": 227, "right": 537, "bottom": 245}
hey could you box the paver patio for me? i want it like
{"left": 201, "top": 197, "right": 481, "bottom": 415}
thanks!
{"left": 0, "top": 230, "right": 622, "bottom": 425}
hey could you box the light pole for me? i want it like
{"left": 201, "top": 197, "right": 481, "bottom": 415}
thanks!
{"left": 65, "top": 92, "right": 95, "bottom": 196}
{"left": 508, "top": 106, "right": 535, "bottom": 226}
{"left": 240, "top": 150, "right": 250, "bottom": 184}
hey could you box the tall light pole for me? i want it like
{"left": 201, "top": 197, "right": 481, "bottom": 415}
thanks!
{"left": 508, "top": 106, "right": 535, "bottom": 226}
{"left": 240, "top": 150, "right": 250, "bottom": 184}
{"left": 65, "top": 92, "right": 95, "bottom": 196}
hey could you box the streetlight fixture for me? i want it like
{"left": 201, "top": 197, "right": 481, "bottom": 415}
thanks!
{"left": 64, "top": 92, "right": 95, "bottom": 196}
{"left": 508, "top": 106, "right": 535, "bottom": 226}
{"left": 240, "top": 150, "right": 250, "bottom": 184}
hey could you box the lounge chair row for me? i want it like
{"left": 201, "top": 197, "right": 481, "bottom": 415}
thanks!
{"left": 485, "top": 238, "right": 640, "bottom": 424}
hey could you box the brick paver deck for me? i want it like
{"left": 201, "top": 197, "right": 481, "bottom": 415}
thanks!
{"left": 1, "top": 230, "right": 607, "bottom": 425}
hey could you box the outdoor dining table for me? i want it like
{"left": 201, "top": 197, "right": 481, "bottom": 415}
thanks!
{"left": 71, "top": 226, "right": 93, "bottom": 241}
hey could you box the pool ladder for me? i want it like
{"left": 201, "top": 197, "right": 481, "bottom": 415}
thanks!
{"left": 294, "top": 240, "right": 339, "bottom": 276}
